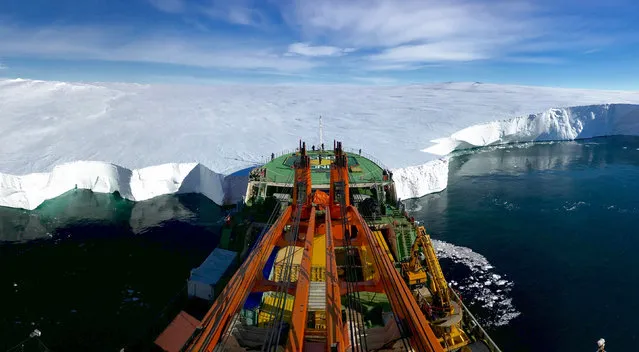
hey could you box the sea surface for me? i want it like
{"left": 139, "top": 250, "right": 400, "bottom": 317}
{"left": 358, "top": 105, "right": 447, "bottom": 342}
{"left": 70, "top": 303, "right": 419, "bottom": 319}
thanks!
{"left": 1, "top": 136, "right": 638, "bottom": 351}
{"left": 0, "top": 192, "right": 223, "bottom": 351}
{"left": 405, "top": 136, "right": 639, "bottom": 351}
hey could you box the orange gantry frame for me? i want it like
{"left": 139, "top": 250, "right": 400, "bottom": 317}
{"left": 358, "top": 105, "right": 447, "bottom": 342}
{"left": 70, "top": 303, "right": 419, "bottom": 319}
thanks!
{"left": 186, "top": 204, "right": 294, "bottom": 351}
{"left": 329, "top": 141, "right": 350, "bottom": 217}
{"left": 182, "top": 141, "right": 444, "bottom": 352}
{"left": 348, "top": 206, "right": 444, "bottom": 352}
{"left": 325, "top": 206, "right": 346, "bottom": 352}
{"left": 285, "top": 206, "right": 316, "bottom": 351}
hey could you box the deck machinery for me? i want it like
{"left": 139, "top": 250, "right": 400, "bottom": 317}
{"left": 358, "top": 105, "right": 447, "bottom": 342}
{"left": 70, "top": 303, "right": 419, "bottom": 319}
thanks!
{"left": 174, "top": 141, "right": 500, "bottom": 352}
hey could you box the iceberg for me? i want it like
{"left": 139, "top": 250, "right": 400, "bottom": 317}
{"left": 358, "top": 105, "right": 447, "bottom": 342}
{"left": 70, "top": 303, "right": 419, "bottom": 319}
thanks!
{"left": 1, "top": 78, "right": 638, "bottom": 209}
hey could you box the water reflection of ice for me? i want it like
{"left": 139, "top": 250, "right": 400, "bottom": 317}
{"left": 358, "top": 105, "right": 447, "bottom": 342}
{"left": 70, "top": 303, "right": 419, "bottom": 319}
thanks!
{"left": 0, "top": 190, "right": 212, "bottom": 242}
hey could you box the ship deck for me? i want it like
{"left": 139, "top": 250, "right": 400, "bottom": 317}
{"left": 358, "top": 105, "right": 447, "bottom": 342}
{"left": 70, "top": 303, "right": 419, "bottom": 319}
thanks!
{"left": 261, "top": 150, "right": 387, "bottom": 185}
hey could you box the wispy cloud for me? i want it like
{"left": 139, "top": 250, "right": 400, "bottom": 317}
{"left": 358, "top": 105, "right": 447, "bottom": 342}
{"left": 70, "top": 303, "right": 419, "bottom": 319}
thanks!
{"left": 0, "top": 63, "right": 6, "bottom": 70}
{"left": 363, "top": 63, "right": 431, "bottom": 72}
{"left": 351, "top": 76, "right": 398, "bottom": 85}
{"left": 286, "top": 43, "right": 354, "bottom": 57}
{"left": 371, "top": 42, "right": 488, "bottom": 63}
{"left": 2, "top": 0, "right": 635, "bottom": 81}
{"left": 0, "top": 24, "right": 316, "bottom": 72}
{"left": 287, "top": 1, "right": 536, "bottom": 46}
{"left": 283, "top": 0, "right": 617, "bottom": 66}
{"left": 502, "top": 56, "right": 565, "bottom": 64}
{"left": 148, "top": 0, "right": 267, "bottom": 26}
{"left": 198, "top": 2, "right": 264, "bottom": 26}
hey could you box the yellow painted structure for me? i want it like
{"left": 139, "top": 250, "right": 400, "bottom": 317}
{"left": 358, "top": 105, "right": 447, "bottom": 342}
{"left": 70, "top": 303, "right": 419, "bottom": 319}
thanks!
{"left": 373, "top": 230, "right": 395, "bottom": 262}
{"left": 258, "top": 294, "right": 294, "bottom": 326}
{"left": 262, "top": 234, "right": 328, "bottom": 326}
{"left": 311, "top": 234, "right": 327, "bottom": 267}
{"left": 404, "top": 226, "right": 472, "bottom": 351}
{"left": 272, "top": 234, "right": 327, "bottom": 282}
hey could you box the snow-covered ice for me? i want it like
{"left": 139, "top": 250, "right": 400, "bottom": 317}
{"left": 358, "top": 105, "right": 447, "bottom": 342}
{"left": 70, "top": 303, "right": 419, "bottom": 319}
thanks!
{"left": 1, "top": 78, "right": 638, "bottom": 209}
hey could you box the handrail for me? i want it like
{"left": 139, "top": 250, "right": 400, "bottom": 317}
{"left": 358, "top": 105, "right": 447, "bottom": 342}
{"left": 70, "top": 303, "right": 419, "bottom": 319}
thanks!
{"left": 344, "top": 147, "right": 391, "bottom": 171}
{"left": 450, "top": 289, "right": 503, "bottom": 352}
{"left": 272, "top": 264, "right": 326, "bottom": 281}
{"left": 257, "top": 147, "right": 391, "bottom": 172}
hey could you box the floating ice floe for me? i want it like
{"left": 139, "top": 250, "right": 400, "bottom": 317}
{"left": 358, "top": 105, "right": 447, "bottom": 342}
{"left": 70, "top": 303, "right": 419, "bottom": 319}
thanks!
{"left": 432, "top": 239, "right": 520, "bottom": 326}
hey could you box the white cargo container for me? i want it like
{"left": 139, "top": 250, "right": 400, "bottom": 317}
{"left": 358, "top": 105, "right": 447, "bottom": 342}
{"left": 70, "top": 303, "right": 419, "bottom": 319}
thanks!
{"left": 187, "top": 248, "right": 237, "bottom": 301}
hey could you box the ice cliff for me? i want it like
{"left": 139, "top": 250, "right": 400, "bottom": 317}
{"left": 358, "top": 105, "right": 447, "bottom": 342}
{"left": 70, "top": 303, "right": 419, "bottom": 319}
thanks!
{"left": 0, "top": 162, "right": 226, "bottom": 210}
{"left": 1, "top": 78, "right": 638, "bottom": 209}
{"left": 396, "top": 104, "right": 639, "bottom": 200}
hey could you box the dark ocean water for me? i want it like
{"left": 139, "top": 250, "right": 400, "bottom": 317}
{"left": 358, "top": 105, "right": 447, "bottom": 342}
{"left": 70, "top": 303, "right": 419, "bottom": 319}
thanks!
{"left": 405, "top": 136, "right": 639, "bottom": 352}
{"left": 0, "top": 192, "right": 223, "bottom": 351}
{"left": 2, "top": 136, "right": 638, "bottom": 351}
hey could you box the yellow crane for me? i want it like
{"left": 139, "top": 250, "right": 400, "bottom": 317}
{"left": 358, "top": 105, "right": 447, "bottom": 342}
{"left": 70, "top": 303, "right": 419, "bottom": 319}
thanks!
{"left": 402, "top": 226, "right": 471, "bottom": 351}
{"left": 401, "top": 226, "right": 451, "bottom": 312}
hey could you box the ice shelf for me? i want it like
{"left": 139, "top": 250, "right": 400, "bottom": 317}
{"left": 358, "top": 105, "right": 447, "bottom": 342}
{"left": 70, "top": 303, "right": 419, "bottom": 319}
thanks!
{"left": 1, "top": 78, "right": 638, "bottom": 209}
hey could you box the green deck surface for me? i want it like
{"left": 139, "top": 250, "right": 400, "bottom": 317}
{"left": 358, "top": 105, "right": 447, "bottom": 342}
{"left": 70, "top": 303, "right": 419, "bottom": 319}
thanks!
{"left": 367, "top": 212, "right": 416, "bottom": 261}
{"left": 342, "top": 292, "right": 391, "bottom": 327}
{"left": 262, "top": 151, "right": 386, "bottom": 185}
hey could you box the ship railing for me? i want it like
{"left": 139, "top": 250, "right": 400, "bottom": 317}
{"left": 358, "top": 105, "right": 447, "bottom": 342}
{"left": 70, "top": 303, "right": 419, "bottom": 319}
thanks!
{"left": 449, "top": 289, "right": 502, "bottom": 352}
{"left": 272, "top": 264, "right": 326, "bottom": 282}
{"left": 344, "top": 147, "right": 391, "bottom": 171}
{"left": 258, "top": 147, "right": 391, "bottom": 172}
{"left": 256, "top": 148, "right": 300, "bottom": 165}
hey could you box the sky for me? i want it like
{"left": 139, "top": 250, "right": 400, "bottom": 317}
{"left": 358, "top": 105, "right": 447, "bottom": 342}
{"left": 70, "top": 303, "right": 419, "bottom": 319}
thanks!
{"left": 1, "top": 0, "right": 639, "bottom": 89}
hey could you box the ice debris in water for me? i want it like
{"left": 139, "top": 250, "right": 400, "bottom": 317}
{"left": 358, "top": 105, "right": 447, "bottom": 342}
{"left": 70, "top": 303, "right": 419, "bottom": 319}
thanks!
{"left": 432, "top": 239, "right": 520, "bottom": 327}
{"left": 563, "top": 201, "right": 589, "bottom": 211}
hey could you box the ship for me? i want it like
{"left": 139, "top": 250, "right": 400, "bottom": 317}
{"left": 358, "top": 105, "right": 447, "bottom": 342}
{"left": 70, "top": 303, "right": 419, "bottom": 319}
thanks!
{"left": 155, "top": 140, "right": 501, "bottom": 352}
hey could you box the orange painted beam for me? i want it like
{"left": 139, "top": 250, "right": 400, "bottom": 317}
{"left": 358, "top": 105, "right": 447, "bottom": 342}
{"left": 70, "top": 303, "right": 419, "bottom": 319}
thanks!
{"left": 275, "top": 238, "right": 305, "bottom": 248}
{"left": 293, "top": 142, "right": 312, "bottom": 211}
{"left": 347, "top": 206, "right": 445, "bottom": 352}
{"left": 253, "top": 279, "right": 297, "bottom": 295}
{"left": 333, "top": 238, "right": 364, "bottom": 247}
{"left": 186, "top": 206, "right": 293, "bottom": 352}
{"left": 286, "top": 207, "right": 316, "bottom": 352}
{"left": 339, "top": 280, "right": 384, "bottom": 295}
{"left": 325, "top": 207, "right": 346, "bottom": 352}
{"left": 329, "top": 141, "right": 350, "bottom": 217}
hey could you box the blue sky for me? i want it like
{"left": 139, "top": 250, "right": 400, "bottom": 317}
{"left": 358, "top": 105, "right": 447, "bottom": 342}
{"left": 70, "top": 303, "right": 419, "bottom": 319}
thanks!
{"left": 1, "top": 0, "right": 639, "bottom": 88}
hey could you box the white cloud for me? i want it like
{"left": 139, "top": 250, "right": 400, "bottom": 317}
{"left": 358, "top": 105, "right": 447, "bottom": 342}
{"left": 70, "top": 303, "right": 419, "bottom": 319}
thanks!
{"left": 0, "top": 63, "right": 6, "bottom": 70}
{"left": 351, "top": 76, "right": 399, "bottom": 85}
{"left": 363, "top": 63, "right": 427, "bottom": 71}
{"left": 502, "top": 56, "right": 564, "bottom": 64}
{"left": 371, "top": 42, "right": 488, "bottom": 63}
{"left": 200, "top": 1, "right": 267, "bottom": 26}
{"left": 287, "top": 0, "right": 536, "bottom": 47}
{"left": 286, "top": 43, "right": 354, "bottom": 57}
{"left": 283, "top": 0, "right": 611, "bottom": 65}
{"left": 147, "top": 0, "right": 185, "bottom": 13}
{"left": 1, "top": 0, "right": 629, "bottom": 77}
{"left": 149, "top": 0, "right": 267, "bottom": 26}
{"left": 0, "top": 24, "right": 316, "bottom": 72}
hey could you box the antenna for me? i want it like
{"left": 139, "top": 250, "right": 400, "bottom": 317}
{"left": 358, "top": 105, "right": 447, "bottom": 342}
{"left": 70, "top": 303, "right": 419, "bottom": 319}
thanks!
{"left": 319, "top": 115, "right": 324, "bottom": 148}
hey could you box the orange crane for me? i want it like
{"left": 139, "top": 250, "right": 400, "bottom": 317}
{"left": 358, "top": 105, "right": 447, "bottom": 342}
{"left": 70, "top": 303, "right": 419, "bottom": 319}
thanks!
{"left": 182, "top": 141, "right": 445, "bottom": 352}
